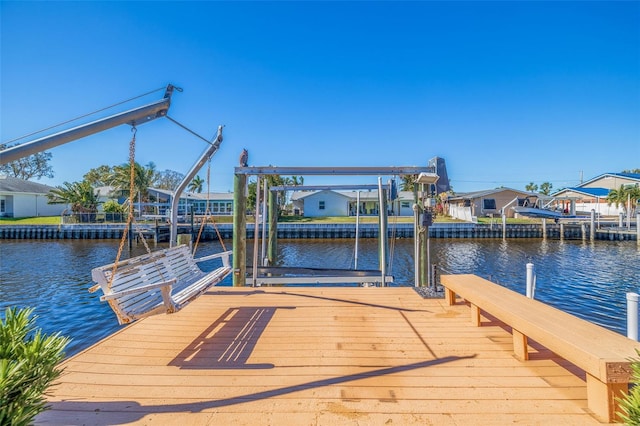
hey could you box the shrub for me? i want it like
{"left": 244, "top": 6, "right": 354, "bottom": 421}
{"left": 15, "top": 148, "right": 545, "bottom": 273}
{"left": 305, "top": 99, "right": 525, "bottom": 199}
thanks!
{"left": 617, "top": 349, "right": 640, "bottom": 425}
{"left": 0, "top": 307, "right": 69, "bottom": 426}
{"left": 103, "top": 199, "right": 125, "bottom": 213}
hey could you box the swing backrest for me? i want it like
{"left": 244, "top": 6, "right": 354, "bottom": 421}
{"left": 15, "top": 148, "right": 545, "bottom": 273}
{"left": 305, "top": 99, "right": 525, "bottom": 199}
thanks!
{"left": 91, "top": 244, "right": 231, "bottom": 324}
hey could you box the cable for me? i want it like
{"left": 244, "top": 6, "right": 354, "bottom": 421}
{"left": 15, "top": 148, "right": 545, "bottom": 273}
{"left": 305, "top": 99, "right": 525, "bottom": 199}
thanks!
{"left": 4, "top": 87, "right": 167, "bottom": 145}
{"left": 165, "top": 115, "right": 215, "bottom": 145}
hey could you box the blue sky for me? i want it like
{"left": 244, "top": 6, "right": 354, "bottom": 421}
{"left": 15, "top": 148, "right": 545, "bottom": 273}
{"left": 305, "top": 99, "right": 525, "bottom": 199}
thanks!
{"left": 1, "top": 1, "right": 638, "bottom": 194}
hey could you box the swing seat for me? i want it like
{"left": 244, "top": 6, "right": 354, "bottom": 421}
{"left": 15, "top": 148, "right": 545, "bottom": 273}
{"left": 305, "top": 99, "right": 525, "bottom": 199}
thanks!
{"left": 90, "top": 245, "right": 232, "bottom": 325}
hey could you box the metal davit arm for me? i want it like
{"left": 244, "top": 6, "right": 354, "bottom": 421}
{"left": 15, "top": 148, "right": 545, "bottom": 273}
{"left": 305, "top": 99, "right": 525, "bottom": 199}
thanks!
{"left": 169, "top": 125, "right": 224, "bottom": 247}
{"left": 0, "top": 85, "right": 176, "bottom": 165}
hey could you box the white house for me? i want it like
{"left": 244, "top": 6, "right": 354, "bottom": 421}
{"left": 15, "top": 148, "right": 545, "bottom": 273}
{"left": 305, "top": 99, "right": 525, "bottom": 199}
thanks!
{"left": 291, "top": 190, "right": 417, "bottom": 218}
{"left": 0, "top": 175, "right": 68, "bottom": 218}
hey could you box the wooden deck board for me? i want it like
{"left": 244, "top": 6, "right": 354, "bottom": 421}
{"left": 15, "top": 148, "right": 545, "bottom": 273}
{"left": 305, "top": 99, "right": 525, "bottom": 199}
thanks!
{"left": 37, "top": 287, "right": 613, "bottom": 425}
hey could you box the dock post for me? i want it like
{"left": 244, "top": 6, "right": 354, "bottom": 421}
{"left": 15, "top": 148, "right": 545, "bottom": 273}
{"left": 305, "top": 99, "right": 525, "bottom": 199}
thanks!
{"left": 627, "top": 292, "right": 639, "bottom": 341}
{"left": 542, "top": 218, "right": 547, "bottom": 240}
{"left": 637, "top": 213, "right": 639, "bottom": 246}
{"left": 526, "top": 263, "right": 535, "bottom": 299}
{"left": 590, "top": 209, "right": 596, "bottom": 242}
{"left": 502, "top": 214, "right": 506, "bottom": 239}
{"left": 233, "top": 173, "right": 247, "bottom": 287}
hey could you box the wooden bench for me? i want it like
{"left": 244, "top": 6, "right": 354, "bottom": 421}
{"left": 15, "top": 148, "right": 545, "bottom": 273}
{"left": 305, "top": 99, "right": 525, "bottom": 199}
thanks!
{"left": 441, "top": 273, "right": 640, "bottom": 423}
{"left": 90, "top": 245, "right": 232, "bottom": 325}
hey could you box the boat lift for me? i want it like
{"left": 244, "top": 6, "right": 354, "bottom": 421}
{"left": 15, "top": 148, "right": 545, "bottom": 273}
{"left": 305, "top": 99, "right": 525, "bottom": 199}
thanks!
{"left": 232, "top": 166, "right": 438, "bottom": 288}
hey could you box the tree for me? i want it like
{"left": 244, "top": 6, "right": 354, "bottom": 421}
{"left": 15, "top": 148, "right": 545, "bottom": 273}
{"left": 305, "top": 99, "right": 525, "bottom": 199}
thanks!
{"left": 83, "top": 165, "right": 114, "bottom": 187}
{"left": 525, "top": 182, "right": 538, "bottom": 193}
{"left": 607, "top": 184, "right": 640, "bottom": 214}
{"left": 539, "top": 182, "right": 553, "bottom": 196}
{"left": 109, "top": 162, "right": 157, "bottom": 215}
{"left": 246, "top": 174, "right": 303, "bottom": 216}
{"left": 155, "top": 169, "right": 185, "bottom": 191}
{"left": 47, "top": 180, "right": 100, "bottom": 213}
{"left": 188, "top": 175, "right": 204, "bottom": 193}
{"left": 400, "top": 175, "right": 417, "bottom": 192}
{"left": 0, "top": 144, "right": 54, "bottom": 180}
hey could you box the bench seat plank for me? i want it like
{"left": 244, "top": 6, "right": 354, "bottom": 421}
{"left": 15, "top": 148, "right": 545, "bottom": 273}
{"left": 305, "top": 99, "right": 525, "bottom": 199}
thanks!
{"left": 441, "top": 273, "right": 640, "bottom": 423}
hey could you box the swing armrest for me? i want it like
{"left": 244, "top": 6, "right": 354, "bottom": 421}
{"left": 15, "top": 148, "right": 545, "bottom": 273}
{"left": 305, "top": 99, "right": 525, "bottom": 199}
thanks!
{"left": 100, "top": 278, "right": 178, "bottom": 301}
{"left": 194, "top": 250, "right": 232, "bottom": 266}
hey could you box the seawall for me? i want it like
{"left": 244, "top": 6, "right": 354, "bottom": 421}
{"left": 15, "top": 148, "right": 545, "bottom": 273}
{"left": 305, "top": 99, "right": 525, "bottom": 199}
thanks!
{"left": 0, "top": 222, "right": 636, "bottom": 241}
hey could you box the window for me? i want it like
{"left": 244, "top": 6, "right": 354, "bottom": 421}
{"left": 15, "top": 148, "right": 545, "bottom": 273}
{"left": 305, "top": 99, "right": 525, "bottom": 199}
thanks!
{"left": 319, "top": 201, "right": 325, "bottom": 210}
{"left": 401, "top": 201, "right": 410, "bottom": 208}
{"left": 0, "top": 198, "right": 4, "bottom": 214}
{"left": 483, "top": 198, "right": 497, "bottom": 210}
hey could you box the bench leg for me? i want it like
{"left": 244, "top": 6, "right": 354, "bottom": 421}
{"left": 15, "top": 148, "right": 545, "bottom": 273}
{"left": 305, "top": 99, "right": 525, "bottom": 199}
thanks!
{"left": 512, "top": 329, "right": 529, "bottom": 361}
{"left": 470, "top": 304, "right": 481, "bottom": 326}
{"left": 445, "top": 288, "right": 456, "bottom": 305}
{"left": 586, "top": 373, "right": 627, "bottom": 423}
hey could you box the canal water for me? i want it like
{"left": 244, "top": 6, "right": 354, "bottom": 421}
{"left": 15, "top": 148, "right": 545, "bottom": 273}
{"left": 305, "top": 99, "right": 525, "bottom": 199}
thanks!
{"left": 0, "top": 238, "right": 638, "bottom": 357}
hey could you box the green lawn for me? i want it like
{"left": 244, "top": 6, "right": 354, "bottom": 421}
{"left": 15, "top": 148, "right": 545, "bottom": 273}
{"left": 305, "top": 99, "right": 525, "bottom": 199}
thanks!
{"left": 0, "top": 215, "right": 540, "bottom": 225}
{"left": 0, "top": 216, "right": 62, "bottom": 225}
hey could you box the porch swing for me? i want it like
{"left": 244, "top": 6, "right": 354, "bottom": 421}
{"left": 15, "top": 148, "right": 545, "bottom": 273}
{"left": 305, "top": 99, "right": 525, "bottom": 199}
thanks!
{"left": 89, "top": 125, "right": 232, "bottom": 325}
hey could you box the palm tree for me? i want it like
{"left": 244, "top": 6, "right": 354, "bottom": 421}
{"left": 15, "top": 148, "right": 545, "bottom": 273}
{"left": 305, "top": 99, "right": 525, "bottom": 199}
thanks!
{"left": 539, "top": 182, "right": 553, "bottom": 196}
{"left": 109, "top": 162, "right": 157, "bottom": 216}
{"left": 188, "top": 175, "right": 204, "bottom": 193}
{"left": 607, "top": 184, "right": 640, "bottom": 215}
{"left": 47, "top": 180, "right": 100, "bottom": 222}
{"left": 525, "top": 182, "right": 538, "bottom": 193}
{"left": 400, "top": 175, "right": 417, "bottom": 192}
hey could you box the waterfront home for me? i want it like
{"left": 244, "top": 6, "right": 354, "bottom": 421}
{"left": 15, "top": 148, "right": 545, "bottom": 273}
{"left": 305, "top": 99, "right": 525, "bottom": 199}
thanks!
{"left": 290, "top": 190, "right": 417, "bottom": 217}
{"left": 0, "top": 175, "right": 67, "bottom": 218}
{"left": 95, "top": 186, "right": 234, "bottom": 217}
{"left": 552, "top": 172, "right": 640, "bottom": 217}
{"left": 446, "top": 188, "right": 535, "bottom": 221}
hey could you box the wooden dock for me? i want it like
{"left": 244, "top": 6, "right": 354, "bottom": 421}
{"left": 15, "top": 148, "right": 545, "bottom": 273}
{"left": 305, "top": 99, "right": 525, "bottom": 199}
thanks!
{"left": 37, "top": 287, "right": 614, "bottom": 425}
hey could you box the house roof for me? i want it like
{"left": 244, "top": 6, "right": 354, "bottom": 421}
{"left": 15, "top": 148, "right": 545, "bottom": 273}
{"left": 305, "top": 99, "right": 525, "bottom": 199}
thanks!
{"left": 553, "top": 187, "right": 611, "bottom": 198}
{"left": 0, "top": 175, "right": 56, "bottom": 194}
{"left": 580, "top": 172, "right": 640, "bottom": 187}
{"left": 448, "top": 187, "right": 533, "bottom": 200}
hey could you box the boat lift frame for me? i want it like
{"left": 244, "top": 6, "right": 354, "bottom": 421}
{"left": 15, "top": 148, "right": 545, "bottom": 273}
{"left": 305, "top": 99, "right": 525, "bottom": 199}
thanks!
{"left": 232, "top": 166, "right": 438, "bottom": 288}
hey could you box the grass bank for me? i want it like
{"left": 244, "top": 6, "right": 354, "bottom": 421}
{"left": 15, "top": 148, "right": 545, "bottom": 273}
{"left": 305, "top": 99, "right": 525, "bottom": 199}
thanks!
{"left": 0, "top": 215, "right": 539, "bottom": 225}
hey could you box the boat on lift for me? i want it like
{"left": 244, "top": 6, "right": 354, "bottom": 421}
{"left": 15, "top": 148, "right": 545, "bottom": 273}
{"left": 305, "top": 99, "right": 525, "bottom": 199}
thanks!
{"left": 511, "top": 196, "right": 576, "bottom": 220}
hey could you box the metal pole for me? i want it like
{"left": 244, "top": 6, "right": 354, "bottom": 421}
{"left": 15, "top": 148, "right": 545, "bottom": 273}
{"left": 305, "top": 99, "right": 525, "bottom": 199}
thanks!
{"left": 627, "top": 292, "right": 639, "bottom": 341}
{"left": 413, "top": 203, "right": 420, "bottom": 288}
{"left": 526, "top": 263, "right": 535, "bottom": 299}
{"left": 377, "top": 177, "right": 388, "bottom": 287}
{"left": 252, "top": 176, "right": 261, "bottom": 287}
{"left": 354, "top": 191, "right": 360, "bottom": 270}
{"left": 502, "top": 213, "right": 506, "bottom": 239}
{"left": 267, "top": 190, "right": 278, "bottom": 266}
{"left": 261, "top": 179, "right": 268, "bottom": 266}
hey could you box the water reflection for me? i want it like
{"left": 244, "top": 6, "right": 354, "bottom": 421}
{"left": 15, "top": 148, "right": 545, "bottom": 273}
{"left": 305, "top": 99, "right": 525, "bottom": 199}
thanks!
{"left": 0, "top": 238, "right": 638, "bottom": 357}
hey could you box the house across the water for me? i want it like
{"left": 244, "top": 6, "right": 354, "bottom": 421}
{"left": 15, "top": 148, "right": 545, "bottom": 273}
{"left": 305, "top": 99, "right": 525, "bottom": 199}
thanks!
{"left": 290, "top": 190, "right": 417, "bottom": 217}
{"left": 0, "top": 175, "right": 67, "bottom": 218}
